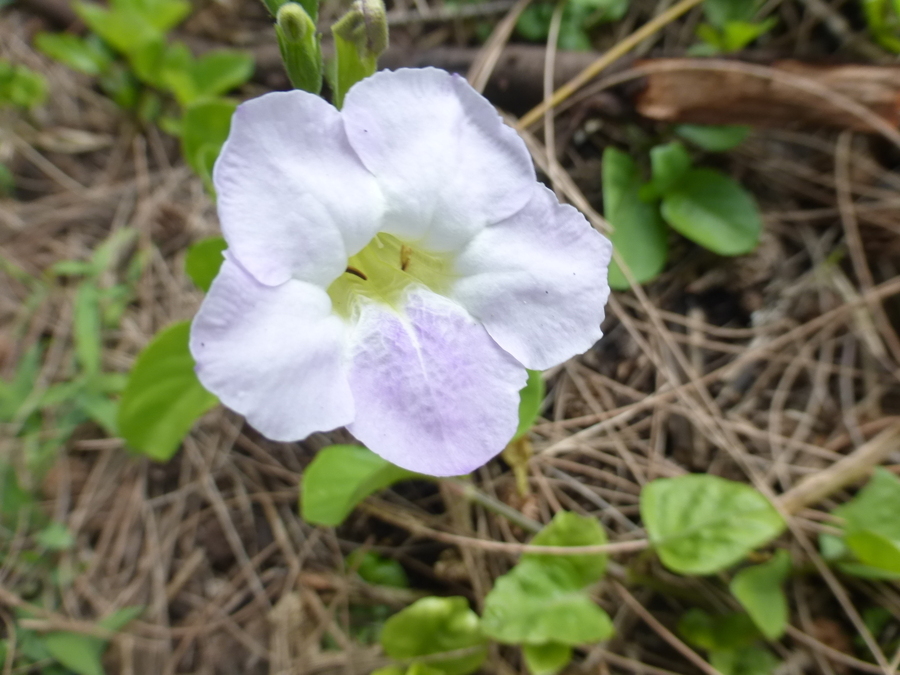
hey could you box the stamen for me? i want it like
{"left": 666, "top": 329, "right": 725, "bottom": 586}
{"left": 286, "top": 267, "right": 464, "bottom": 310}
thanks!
{"left": 345, "top": 265, "right": 368, "bottom": 280}
{"left": 400, "top": 245, "right": 412, "bottom": 271}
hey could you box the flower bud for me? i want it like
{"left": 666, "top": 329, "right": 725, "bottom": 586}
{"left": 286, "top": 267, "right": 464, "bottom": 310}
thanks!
{"left": 277, "top": 2, "right": 313, "bottom": 42}
{"left": 275, "top": 2, "right": 323, "bottom": 93}
{"left": 332, "top": 0, "right": 388, "bottom": 59}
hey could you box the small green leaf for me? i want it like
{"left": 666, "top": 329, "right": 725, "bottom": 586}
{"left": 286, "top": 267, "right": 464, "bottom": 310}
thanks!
{"left": 602, "top": 147, "right": 668, "bottom": 289}
{"left": 650, "top": 141, "right": 692, "bottom": 195}
{"left": 347, "top": 550, "right": 409, "bottom": 588}
{"left": 380, "top": 597, "right": 488, "bottom": 675}
{"left": 660, "top": 168, "right": 762, "bottom": 256}
{"left": 42, "top": 632, "right": 104, "bottom": 675}
{"left": 524, "top": 511, "right": 608, "bottom": 586}
{"left": 73, "top": 3, "right": 161, "bottom": 56}
{"left": 0, "top": 463, "right": 33, "bottom": 522}
{"left": 0, "top": 60, "right": 47, "bottom": 109}
{"left": 515, "top": 369, "right": 545, "bottom": 439}
{"left": 118, "top": 321, "right": 218, "bottom": 461}
{"left": 679, "top": 609, "right": 760, "bottom": 652}
{"left": 702, "top": 0, "right": 759, "bottom": 28}
{"left": 729, "top": 550, "right": 791, "bottom": 639}
{"left": 675, "top": 124, "right": 750, "bottom": 152}
{"left": 719, "top": 18, "right": 777, "bottom": 51}
{"left": 641, "top": 474, "right": 785, "bottom": 575}
{"left": 185, "top": 237, "right": 227, "bottom": 292}
{"left": 37, "top": 522, "right": 75, "bottom": 551}
{"left": 74, "top": 283, "right": 103, "bottom": 375}
{"left": 190, "top": 50, "right": 254, "bottom": 99}
{"left": 300, "top": 445, "right": 417, "bottom": 526}
{"left": 845, "top": 530, "right": 900, "bottom": 574}
{"left": 97, "top": 606, "right": 144, "bottom": 632}
{"left": 35, "top": 33, "right": 113, "bottom": 76}
{"left": 710, "top": 646, "right": 779, "bottom": 675}
{"left": 833, "top": 468, "right": 900, "bottom": 541}
{"left": 181, "top": 99, "right": 236, "bottom": 191}
{"left": 523, "top": 642, "right": 573, "bottom": 675}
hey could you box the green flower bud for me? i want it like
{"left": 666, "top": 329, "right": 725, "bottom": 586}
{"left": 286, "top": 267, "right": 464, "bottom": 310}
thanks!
{"left": 275, "top": 2, "right": 323, "bottom": 93}
{"left": 277, "top": 2, "right": 313, "bottom": 42}
{"left": 330, "top": 0, "right": 388, "bottom": 107}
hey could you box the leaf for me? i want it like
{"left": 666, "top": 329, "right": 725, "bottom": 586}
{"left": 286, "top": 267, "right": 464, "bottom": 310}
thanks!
{"left": 710, "top": 646, "right": 779, "bottom": 675}
{"left": 347, "top": 550, "right": 409, "bottom": 588}
{"left": 34, "top": 33, "right": 113, "bottom": 76}
{"left": 42, "top": 632, "right": 105, "bottom": 675}
{"left": 300, "top": 445, "right": 417, "bottom": 526}
{"left": 37, "top": 522, "right": 75, "bottom": 551}
{"left": 719, "top": 18, "right": 777, "bottom": 51}
{"left": 729, "top": 550, "right": 791, "bottom": 639}
{"left": 660, "top": 168, "right": 762, "bottom": 256}
{"left": 650, "top": 142, "right": 692, "bottom": 195}
{"left": 73, "top": 2, "right": 161, "bottom": 56}
{"left": 675, "top": 124, "right": 750, "bottom": 152}
{"left": 380, "top": 597, "right": 488, "bottom": 675}
{"left": 97, "top": 606, "right": 144, "bottom": 632}
{"left": 641, "top": 474, "right": 785, "bottom": 575}
{"left": 702, "top": 0, "right": 759, "bottom": 28}
{"left": 601, "top": 147, "right": 668, "bottom": 289}
{"left": 190, "top": 50, "right": 254, "bottom": 99}
{"left": 523, "top": 642, "right": 573, "bottom": 675}
{"left": 482, "top": 559, "right": 614, "bottom": 645}
{"left": 833, "top": 468, "right": 900, "bottom": 541}
{"left": 515, "top": 369, "right": 545, "bottom": 439}
{"left": 74, "top": 283, "right": 103, "bottom": 375}
{"left": 0, "top": 463, "right": 33, "bottom": 522}
{"left": 523, "top": 511, "right": 608, "bottom": 586}
{"left": 181, "top": 99, "right": 236, "bottom": 190}
{"left": 185, "top": 237, "right": 227, "bottom": 292}
{"left": 679, "top": 609, "right": 760, "bottom": 651}
{"left": 845, "top": 530, "right": 900, "bottom": 574}
{"left": 118, "top": 321, "right": 218, "bottom": 461}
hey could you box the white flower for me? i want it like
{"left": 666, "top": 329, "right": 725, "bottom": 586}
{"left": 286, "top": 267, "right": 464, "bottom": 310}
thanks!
{"left": 190, "top": 68, "right": 612, "bottom": 476}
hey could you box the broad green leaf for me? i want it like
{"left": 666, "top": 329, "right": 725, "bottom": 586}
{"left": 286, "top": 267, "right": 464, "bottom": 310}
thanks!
{"left": 482, "top": 559, "right": 614, "bottom": 645}
{"left": 380, "top": 597, "right": 488, "bottom": 675}
{"left": 602, "top": 147, "right": 668, "bottom": 289}
{"left": 650, "top": 142, "right": 692, "bottom": 195}
{"left": 523, "top": 511, "right": 608, "bottom": 586}
{"left": 181, "top": 99, "right": 236, "bottom": 190}
{"left": 729, "top": 550, "right": 791, "bottom": 639}
{"left": 300, "top": 445, "right": 417, "bottom": 526}
{"left": 515, "top": 369, "right": 545, "bottom": 439}
{"left": 641, "top": 474, "right": 785, "bottom": 575}
{"left": 74, "top": 283, "right": 102, "bottom": 374}
{"left": 710, "top": 646, "right": 779, "bottom": 675}
{"left": 73, "top": 3, "right": 161, "bottom": 56}
{"left": 185, "top": 237, "right": 227, "bottom": 292}
{"left": 719, "top": 18, "right": 777, "bottom": 51}
{"left": 0, "top": 60, "right": 47, "bottom": 109}
{"left": 660, "top": 168, "right": 761, "bottom": 256}
{"left": 523, "top": 642, "right": 572, "bottom": 675}
{"left": 347, "top": 550, "right": 409, "bottom": 588}
{"left": 678, "top": 609, "right": 760, "bottom": 652}
{"left": 845, "top": 530, "right": 900, "bottom": 574}
{"left": 77, "top": 391, "right": 119, "bottom": 435}
{"left": 118, "top": 321, "right": 218, "bottom": 461}
{"left": 702, "top": 0, "right": 758, "bottom": 28}
{"left": 37, "top": 522, "right": 75, "bottom": 551}
{"left": 191, "top": 50, "right": 254, "bottom": 99}
{"left": 35, "top": 33, "right": 113, "bottom": 76}
{"left": 675, "top": 124, "right": 750, "bottom": 152}
{"left": 42, "top": 632, "right": 104, "bottom": 675}
{"left": 833, "top": 468, "right": 900, "bottom": 541}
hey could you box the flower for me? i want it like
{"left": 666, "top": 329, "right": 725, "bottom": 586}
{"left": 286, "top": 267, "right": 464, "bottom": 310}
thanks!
{"left": 190, "top": 68, "right": 612, "bottom": 476}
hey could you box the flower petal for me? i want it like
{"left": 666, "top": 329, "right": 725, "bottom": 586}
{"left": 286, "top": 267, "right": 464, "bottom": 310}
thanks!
{"left": 450, "top": 185, "right": 612, "bottom": 370}
{"left": 214, "top": 91, "right": 384, "bottom": 287}
{"left": 190, "top": 257, "right": 354, "bottom": 440}
{"left": 342, "top": 68, "right": 536, "bottom": 252}
{"left": 346, "top": 289, "right": 526, "bottom": 476}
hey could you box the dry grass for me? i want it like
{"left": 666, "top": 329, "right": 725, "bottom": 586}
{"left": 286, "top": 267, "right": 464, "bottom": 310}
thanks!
{"left": 2, "top": 0, "right": 900, "bottom": 672}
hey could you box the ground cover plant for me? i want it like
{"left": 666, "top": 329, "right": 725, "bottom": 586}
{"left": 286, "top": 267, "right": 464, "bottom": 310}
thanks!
{"left": 2, "top": 0, "right": 900, "bottom": 671}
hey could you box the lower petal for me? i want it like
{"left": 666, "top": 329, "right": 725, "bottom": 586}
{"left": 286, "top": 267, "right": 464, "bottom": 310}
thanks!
{"left": 190, "top": 257, "right": 354, "bottom": 441}
{"left": 346, "top": 289, "right": 526, "bottom": 476}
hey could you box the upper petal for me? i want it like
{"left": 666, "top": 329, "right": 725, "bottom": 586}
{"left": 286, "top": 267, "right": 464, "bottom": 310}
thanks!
{"left": 190, "top": 257, "right": 354, "bottom": 440}
{"left": 341, "top": 68, "right": 536, "bottom": 252}
{"left": 214, "top": 90, "right": 384, "bottom": 287}
{"left": 450, "top": 185, "right": 612, "bottom": 371}
{"left": 346, "top": 289, "right": 526, "bottom": 476}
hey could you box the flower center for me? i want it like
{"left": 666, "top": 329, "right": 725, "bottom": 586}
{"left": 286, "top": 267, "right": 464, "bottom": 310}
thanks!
{"left": 327, "top": 233, "right": 453, "bottom": 318}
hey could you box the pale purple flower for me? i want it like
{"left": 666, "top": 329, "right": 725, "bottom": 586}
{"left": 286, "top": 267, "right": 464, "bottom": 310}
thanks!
{"left": 190, "top": 68, "right": 612, "bottom": 476}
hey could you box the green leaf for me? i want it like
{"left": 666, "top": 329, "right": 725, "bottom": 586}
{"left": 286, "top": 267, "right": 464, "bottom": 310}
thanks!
{"left": 710, "top": 646, "right": 779, "bottom": 675}
{"left": 184, "top": 237, "right": 227, "bottom": 292}
{"left": 97, "top": 605, "right": 144, "bottom": 632}
{"left": 523, "top": 642, "right": 573, "bottom": 675}
{"left": 660, "top": 168, "right": 761, "bottom": 256}
{"left": 833, "top": 468, "right": 900, "bottom": 541}
{"left": 181, "top": 99, "right": 236, "bottom": 191}
{"left": 719, "top": 18, "right": 777, "bottom": 51}
{"left": 36, "top": 522, "right": 76, "bottom": 551}
{"left": 118, "top": 321, "right": 218, "bottom": 461}
{"left": 641, "top": 474, "right": 785, "bottom": 575}
{"left": 702, "top": 0, "right": 759, "bottom": 28}
{"left": 515, "top": 369, "right": 545, "bottom": 439}
{"left": 845, "top": 530, "right": 900, "bottom": 574}
{"left": 482, "top": 559, "right": 614, "bottom": 645}
{"left": 190, "top": 50, "right": 254, "bottom": 99}
{"left": 42, "top": 632, "right": 105, "bottom": 675}
{"left": 679, "top": 609, "right": 760, "bottom": 652}
{"left": 347, "top": 550, "right": 409, "bottom": 588}
{"left": 601, "top": 147, "right": 668, "bottom": 289}
{"left": 675, "top": 124, "right": 750, "bottom": 152}
{"left": 73, "top": 2, "right": 161, "bottom": 56}
{"left": 729, "top": 550, "right": 791, "bottom": 639}
{"left": 300, "top": 445, "right": 417, "bottom": 526}
{"left": 34, "top": 33, "right": 113, "bottom": 76}
{"left": 523, "top": 511, "right": 608, "bottom": 586}
{"left": 650, "top": 141, "right": 692, "bottom": 195}
{"left": 74, "top": 283, "right": 103, "bottom": 375}
{"left": 0, "top": 60, "right": 47, "bottom": 109}
{"left": 0, "top": 463, "right": 34, "bottom": 522}
{"left": 380, "top": 597, "right": 488, "bottom": 675}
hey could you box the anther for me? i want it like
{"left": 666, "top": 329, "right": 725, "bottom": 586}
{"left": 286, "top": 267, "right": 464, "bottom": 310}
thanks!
{"left": 345, "top": 266, "right": 368, "bottom": 280}
{"left": 400, "top": 245, "right": 412, "bottom": 272}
